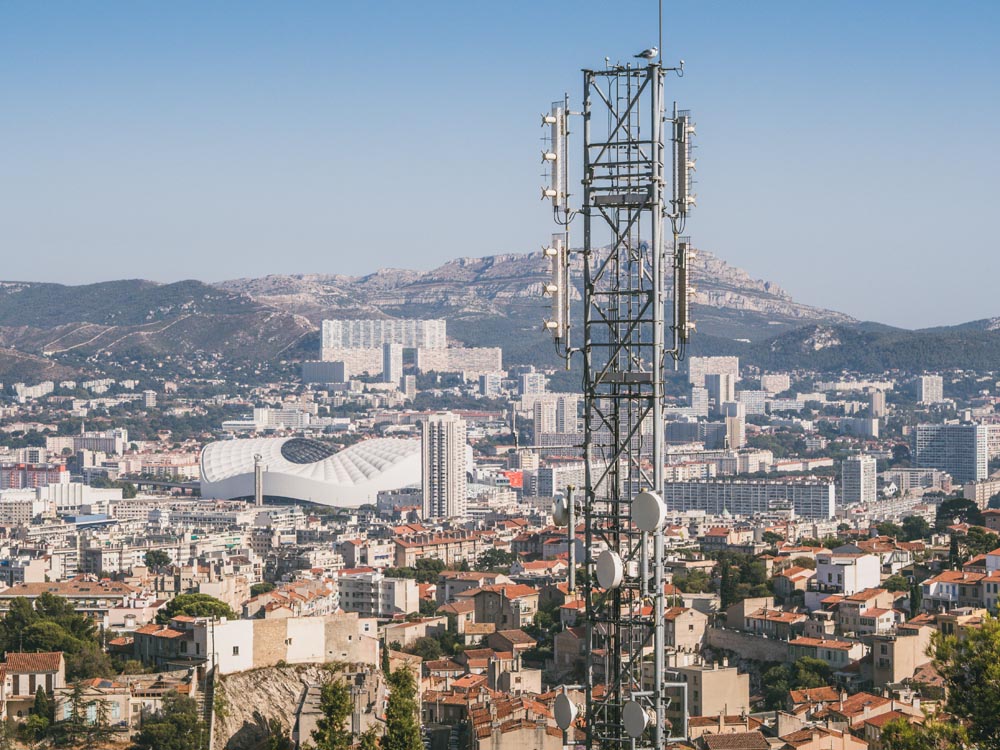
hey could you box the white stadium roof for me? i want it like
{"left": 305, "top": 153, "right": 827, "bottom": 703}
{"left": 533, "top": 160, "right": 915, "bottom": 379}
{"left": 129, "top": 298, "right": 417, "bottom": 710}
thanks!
{"left": 199, "top": 436, "right": 421, "bottom": 508}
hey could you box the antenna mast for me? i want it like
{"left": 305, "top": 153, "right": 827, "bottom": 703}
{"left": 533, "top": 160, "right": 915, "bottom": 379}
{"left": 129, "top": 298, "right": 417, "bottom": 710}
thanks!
{"left": 542, "top": 23, "right": 699, "bottom": 750}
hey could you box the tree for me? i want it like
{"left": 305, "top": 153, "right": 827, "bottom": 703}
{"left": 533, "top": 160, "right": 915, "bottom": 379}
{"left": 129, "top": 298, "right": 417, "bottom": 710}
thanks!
{"left": 901, "top": 515, "right": 931, "bottom": 542}
{"left": 936, "top": 497, "right": 983, "bottom": 530}
{"left": 382, "top": 668, "right": 422, "bottom": 750}
{"left": 144, "top": 550, "right": 171, "bottom": 570}
{"left": 949, "top": 535, "right": 963, "bottom": 570}
{"left": 881, "top": 714, "right": 967, "bottom": 750}
{"left": 84, "top": 698, "right": 115, "bottom": 750}
{"left": 761, "top": 531, "right": 785, "bottom": 546}
{"left": 263, "top": 717, "right": 294, "bottom": 750}
{"left": 790, "top": 556, "right": 817, "bottom": 570}
{"left": 250, "top": 582, "right": 276, "bottom": 597}
{"left": 311, "top": 678, "right": 353, "bottom": 750}
{"left": 930, "top": 614, "right": 1000, "bottom": 748}
{"left": 32, "top": 687, "right": 53, "bottom": 724}
{"left": 156, "top": 593, "right": 236, "bottom": 624}
{"left": 359, "top": 727, "right": 381, "bottom": 750}
{"left": 909, "top": 581, "right": 923, "bottom": 618}
{"left": 883, "top": 574, "right": 909, "bottom": 592}
{"left": 476, "top": 549, "right": 515, "bottom": 572}
{"left": 963, "top": 526, "right": 1000, "bottom": 558}
{"left": 404, "top": 636, "right": 442, "bottom": 662}
{"left": 0, "top": 593, "right": 109, "bottom": 680}
{"left": 761, "top": 657, "right": 832, "bottom": 710}
{"left": 23, "top": 715, "right": 49, "bottom": 748}
{"left": 876, "top": 521, "right": 903, "bottom": 539}
{"left": 671, "top": 569, "right": 711, "bottom": 593}
{"left": 130, "top": 693, "right": 206, "bottom": 750}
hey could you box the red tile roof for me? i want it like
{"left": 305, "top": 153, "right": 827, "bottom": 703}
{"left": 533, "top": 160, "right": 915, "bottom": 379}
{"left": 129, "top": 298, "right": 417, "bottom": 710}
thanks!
{"left": 4, "top": 652, "right": 63, "bottom": 674}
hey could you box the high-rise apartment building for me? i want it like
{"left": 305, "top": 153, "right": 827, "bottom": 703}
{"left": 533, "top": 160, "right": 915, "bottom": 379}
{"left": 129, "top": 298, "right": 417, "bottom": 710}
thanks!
{"left": 736, "top": 390, "right": 767, "bottom": 416}
{"left": 479, "top": 372, "right": 503, "bottom": 398}
{"left": 689, "top": 386, "right": 709, "bottom": 417}
{"left": 688, "top": 356, "right": 740, "bottom": 387}
{"left": 914, "top": 423, "right": 987, "bottom": 484}
{"left": 869, "top": 389, "right": 887, "bottom": 418}
{"left": 519, "top": 373, "right": 548, "bottom": 397}
{"left": 705, "top": 373, "right": 736, "bottom": 415}
{"left": 662, "top": 478, "right": 836, "bottom": 519}
{"left": 400, "top": 375, "right": 416, "bottom": 401}
{"left": 321, "top": 318, "right": 446, "bottom": 350}
{"left": 917, "top": 375, "right": 945, "bottom": 405}
{"left": 533, "top": 395, "right": 580, "bottom": 438}
{"left": 421, "top": 413, "right": 468, "bottom": 519}
{"left": 382, "top": 343, "right": 403, "bottom": 385}
{"left": 760, "top": 373, "right": 791, "bottom": 395}
{"left": 842, "top": 455, "right": 877, "bottom": 506}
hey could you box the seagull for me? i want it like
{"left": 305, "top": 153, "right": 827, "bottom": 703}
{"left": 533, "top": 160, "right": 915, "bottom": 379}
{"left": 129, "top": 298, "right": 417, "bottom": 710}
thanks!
{"left": 634, "top": 47, "right": 658, "bottom": 60}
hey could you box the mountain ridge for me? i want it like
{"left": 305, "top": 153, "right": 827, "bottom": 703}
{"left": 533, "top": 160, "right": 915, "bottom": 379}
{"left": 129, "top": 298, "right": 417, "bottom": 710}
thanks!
{"left": 0, "top": 249, "right": 995, "bottom": 382}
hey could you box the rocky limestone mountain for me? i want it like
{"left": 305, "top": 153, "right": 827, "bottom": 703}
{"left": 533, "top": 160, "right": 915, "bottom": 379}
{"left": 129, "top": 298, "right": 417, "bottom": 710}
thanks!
{"left": 218, "top": 248, "right": 855, "bottom": 342}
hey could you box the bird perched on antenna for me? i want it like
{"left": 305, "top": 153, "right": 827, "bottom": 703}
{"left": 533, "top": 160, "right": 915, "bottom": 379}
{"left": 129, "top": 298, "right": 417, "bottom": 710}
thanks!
{"left": 634, "top": 46, "right": 658, "bottom": 60}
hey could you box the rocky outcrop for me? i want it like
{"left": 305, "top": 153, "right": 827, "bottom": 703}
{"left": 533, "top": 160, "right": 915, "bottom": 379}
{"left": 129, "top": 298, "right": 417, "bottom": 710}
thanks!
{"left": 212, "top": 664, "right": 384, "bottom": 750}
{"left": 217, "top": 248, "right": 855, "bottom": 330}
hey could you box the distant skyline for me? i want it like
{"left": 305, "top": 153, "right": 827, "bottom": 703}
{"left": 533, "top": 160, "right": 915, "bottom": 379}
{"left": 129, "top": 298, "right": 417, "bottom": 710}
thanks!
{"left": 2, "top": 1, "right": 998, "bottom": 328}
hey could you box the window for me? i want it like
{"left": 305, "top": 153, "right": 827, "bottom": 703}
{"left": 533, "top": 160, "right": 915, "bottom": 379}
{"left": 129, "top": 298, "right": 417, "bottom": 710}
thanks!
{"left": 233, "top": 646, "right": 240, "bottom": 656}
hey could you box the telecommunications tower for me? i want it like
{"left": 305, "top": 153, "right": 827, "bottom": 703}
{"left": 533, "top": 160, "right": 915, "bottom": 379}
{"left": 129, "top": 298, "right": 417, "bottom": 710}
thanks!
{"left": 541, "top": 37, "right": 698, "bottom": 750}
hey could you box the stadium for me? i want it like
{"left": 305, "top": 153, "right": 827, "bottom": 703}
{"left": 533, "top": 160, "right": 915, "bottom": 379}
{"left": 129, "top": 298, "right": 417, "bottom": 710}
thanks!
{"left": 199, "top": 436, "right": 422, "bottom": 507}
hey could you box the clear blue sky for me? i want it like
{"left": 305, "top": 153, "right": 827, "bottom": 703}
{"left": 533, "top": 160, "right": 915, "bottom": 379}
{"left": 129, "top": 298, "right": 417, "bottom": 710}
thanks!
{"left": 1, "top": 1, "right": 997, "bottom": 328}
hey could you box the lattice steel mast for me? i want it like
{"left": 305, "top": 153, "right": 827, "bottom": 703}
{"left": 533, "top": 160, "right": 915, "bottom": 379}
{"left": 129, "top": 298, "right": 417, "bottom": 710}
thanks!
{"left": 545, "top": 53, "right": 696, "bottom": 750}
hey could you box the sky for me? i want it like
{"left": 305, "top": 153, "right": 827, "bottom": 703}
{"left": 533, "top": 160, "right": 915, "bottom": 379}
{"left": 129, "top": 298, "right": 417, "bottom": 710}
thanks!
{"left": 1, "top": 1, "right": 998, "bottom": 328}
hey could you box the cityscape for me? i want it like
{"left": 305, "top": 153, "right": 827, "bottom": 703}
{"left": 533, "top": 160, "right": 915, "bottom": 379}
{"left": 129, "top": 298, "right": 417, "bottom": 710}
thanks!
{"left": 1, "top": 3, "right": 999, "bottom": 750}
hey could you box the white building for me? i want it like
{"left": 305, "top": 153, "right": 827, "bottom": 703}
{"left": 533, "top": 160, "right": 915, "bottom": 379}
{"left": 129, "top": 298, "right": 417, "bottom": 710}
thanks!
{"left": 842, "top": 455, "right": 877, "bottom": 506}
{"left": 914, "top": 423, "right": 988, "bottom": 484}
{"left": 337, "top": 570, "right": 419, "bottom": 619}
{"left": 200, "top": 437, "right": 422, "bottom": 508}
{"left": 705, "top": 373, "right": 736, "bottom": 415}
{"left": 382, "top": 343, "right": 403, "bottom": 385}
{"left": 321, "top": 318, "right": 446, "bottom": 351}
{"left": 760, "top": 373, "right": 791, "bottom": 394}
{"left": 421, "top": 413, "right": 468, "bottom": 519}
{"left": 662, "top": 478, "right": 836, "bottom": 519}
{"left": 806, "top": 547, "right": 882, "bottom": 610}
{"left": 917, "top": 375, "right": 945, "bottom": 405}
{"left": 687, "top": 356, "right": 740, "bottom": 388}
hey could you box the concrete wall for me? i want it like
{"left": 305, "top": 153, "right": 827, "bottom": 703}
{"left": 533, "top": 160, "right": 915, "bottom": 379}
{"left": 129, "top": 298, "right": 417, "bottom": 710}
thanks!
{"left": 705, "top": 627, "right": 790, "bottom": 663}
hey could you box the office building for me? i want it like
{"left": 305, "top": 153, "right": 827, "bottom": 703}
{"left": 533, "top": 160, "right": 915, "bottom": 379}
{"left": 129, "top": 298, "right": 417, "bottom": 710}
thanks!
{"left": 917, "top": 375, "right": 945, "bottom": 405}
{"left": 382, "top": 343, "right": 403, "bottom": 385}
{"left": 913, "top": 424, "right": 987, "bottom": 484}
{"left": 422, "top": 413, "right": 468, "bottom": 519}
{"left": 842, "top": 455, "right": 877, "bottom": 506}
